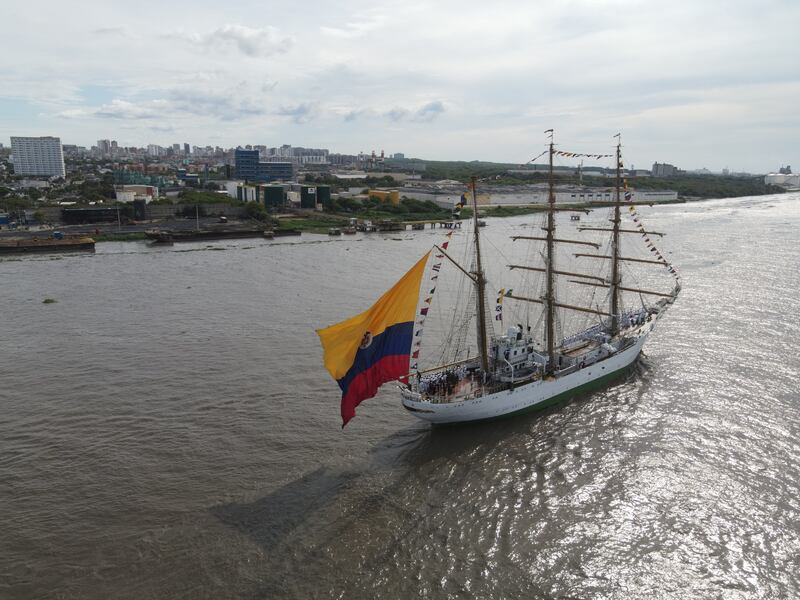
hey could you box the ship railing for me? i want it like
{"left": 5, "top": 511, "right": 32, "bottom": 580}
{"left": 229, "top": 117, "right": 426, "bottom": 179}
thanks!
{"left": 411, "top": 356, "right": 551, "bottom": 403}
{"left": 405, "top": 357, "right": 479, "bottom": 393}
{"left": 418, "top": 371, "right": 550, "bottom": 404}
{"left": 561, "top": 324, "right": 603, "bottom": 347}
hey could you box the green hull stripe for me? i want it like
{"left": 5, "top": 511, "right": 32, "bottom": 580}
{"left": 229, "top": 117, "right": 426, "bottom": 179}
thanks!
{"left": 432, "top": 361, "right": 635, "bottom": 427}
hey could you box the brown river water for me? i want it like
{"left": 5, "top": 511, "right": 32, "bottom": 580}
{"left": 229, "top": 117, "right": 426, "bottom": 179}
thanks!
{"left": 1, "top": 193, "right": 798, "bottom": 599}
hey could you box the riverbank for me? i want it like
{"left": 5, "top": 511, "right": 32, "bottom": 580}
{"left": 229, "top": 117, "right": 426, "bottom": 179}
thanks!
{"left": 0, "top": 196, "right": 737, "bottom": 246}
{"left": 454, "top": 197, "right": 685, "bottom": 218}
{"left": 93, "top": 232, "right": 148, "bottom": 242}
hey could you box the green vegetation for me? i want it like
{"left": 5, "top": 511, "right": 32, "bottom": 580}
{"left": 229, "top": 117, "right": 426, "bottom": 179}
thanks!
{"left": 404, "top": 160, "right": 517, "bottom": 182}
{"left": 62, "top": 175, "right": 116, "bottom": 203}
{"left": 304, "top": 174, "right": 398, "bottom": 190}
{"left": 42, "top": 298, "right": 57, "bottom": 304}
{"left": 243, "top": 202, "right": 272, "bottom": 222}
{"left": 276, "top": 214, "right": 350, "bottom": 233}
{"left": 461, "top": 205, "right": 564, "bottom": 219}
{"left": 467, "top": 205, "right": 548, "bottom": 218}
{"left": 324, "top": 196, "right": 450, "bottom": 222}
{"left": 587, "top": 175, "right": 785, "bottom": 199}
{"left": 177, "top": 190, "right": 238, "bottom": 205}
{"left": 378, "top": 159, "right": 785, "bottom": 199}
{"left": 1, "top": 195, "right": 36, "bottom": 212}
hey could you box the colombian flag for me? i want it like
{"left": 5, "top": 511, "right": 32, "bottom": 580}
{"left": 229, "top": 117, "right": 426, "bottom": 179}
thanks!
{"left": 317, "top": 252, "right": 430, "bottom": 427}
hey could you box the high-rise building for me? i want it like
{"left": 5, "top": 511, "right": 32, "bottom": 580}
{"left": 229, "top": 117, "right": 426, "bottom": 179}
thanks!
{"left": 97, "top": 139, "right": 111, "bottom": 155}
{"left": 10, "top": 136, "right": 66, "bottom": 177}
{"left": 234, "top": 149, "right": 294, "bottom": 182}
{"left": 651, "top": 162, "right": 678, "bottom": 177}
{"left": 184, "top": 143, "right": 190, "bottom": 156}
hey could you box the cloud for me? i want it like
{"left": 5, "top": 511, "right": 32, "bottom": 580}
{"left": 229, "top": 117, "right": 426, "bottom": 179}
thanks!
{"left": 148, "top": 124, "right": 175, "bottom": 133}
{"left": 3, "top": 1, "right": 797, "bottom": 170}
{"left": 385, "top": 107, "right": 409, "bottom": 122}
{"left": 92, "top": 27, "right": 125, "bottom": 35}
{"left": 384, "top": 101, "right": 445, "bottom": 122}
{"left": 413, "top": 100, "right": 445, "bottom": 122}
{"left": 167, "top": 89, "right": 266, "bottom": 120}
{"left": 320, "top": 15, "right": 386, "bottom": 39}
{"left": 343, "top": 108, "right": 368, "bottom": 122}
{"left": 180, "top": 24, "right": 292, "bottom": 57}
{"left": 58, "top": 99, "right": 166, "bottom": 120}
{"left": 276, "top": 102, "right": 316, "bottom": 124}
{"left": 95, "top": 99, "right": 167, "bottom": 119}
{"left": 56, "top": 91, "right": 266, "bottom": 122}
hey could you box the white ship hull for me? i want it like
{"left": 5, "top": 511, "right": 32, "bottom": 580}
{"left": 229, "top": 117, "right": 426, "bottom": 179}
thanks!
{"left": 400, "top": 320, "right": 655, "bottom": 425}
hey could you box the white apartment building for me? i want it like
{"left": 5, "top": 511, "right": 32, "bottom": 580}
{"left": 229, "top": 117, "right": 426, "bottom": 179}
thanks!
{"left": 10, "top": 136, "right": 66, "bottom": 177}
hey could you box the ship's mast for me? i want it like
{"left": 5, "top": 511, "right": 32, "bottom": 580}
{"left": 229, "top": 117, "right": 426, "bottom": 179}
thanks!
{"left": 611, "top": 135, "right": 622, "bottom": 334}
{"left": 545, "top": 130, "right": 556, "bottom": 371}
{"left": 470, "top": 176, "right": 490, "bottom": 374}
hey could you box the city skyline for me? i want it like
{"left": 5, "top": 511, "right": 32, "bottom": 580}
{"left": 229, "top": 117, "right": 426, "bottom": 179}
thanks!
{"left": 9, "top": 137, "right": 770, "bottom": 176}
{"left": 1, "top": 0, "right": 797, "bottom": 173}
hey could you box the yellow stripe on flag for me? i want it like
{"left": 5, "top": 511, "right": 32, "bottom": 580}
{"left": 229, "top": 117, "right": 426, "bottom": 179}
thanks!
{"left": 316, "top": 251, "right": 430, "bottom": 380}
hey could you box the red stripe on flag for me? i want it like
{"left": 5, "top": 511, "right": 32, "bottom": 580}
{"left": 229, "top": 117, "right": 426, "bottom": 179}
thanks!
{"left": 340, "top": 355, "right": 409, "bottom": 427}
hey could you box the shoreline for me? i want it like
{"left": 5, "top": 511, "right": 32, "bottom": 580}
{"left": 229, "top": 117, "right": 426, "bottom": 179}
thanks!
{"left": 0, "top": 194, "right": 778, "bottom": 246}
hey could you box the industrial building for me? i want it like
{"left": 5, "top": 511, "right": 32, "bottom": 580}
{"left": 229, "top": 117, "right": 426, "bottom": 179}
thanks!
{"left": 10, "top": 136, "right": 65, "bottom": 178}
{"left": 651, "top": 162, "right": 678, "bottom": 177}
{"left": 764, "top": 173, "right": 800, "bottom": 189}
{"left": 115, "top": 185, "right": 159, "bottom": 204}
{"left": 222, "top": 181, "right": 292, "bottom": 209}
{"left": 368, "top": 189, "right": 401, "bottom": 205}
{"left": 300, "top": 185, "right": 331, "bottom": 209}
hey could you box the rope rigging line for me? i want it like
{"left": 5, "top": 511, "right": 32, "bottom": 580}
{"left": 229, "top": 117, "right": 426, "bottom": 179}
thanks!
{"left": 618, "top": 152, "right": 682, "bottom": 299}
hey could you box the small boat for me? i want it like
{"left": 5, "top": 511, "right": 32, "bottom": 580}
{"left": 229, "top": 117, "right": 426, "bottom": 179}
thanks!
{"left": 376, "top": 220, "right": 403, "bottom": 232}
{"left": 571, "top": 214, "right": 581, "bottom": 221}
{"left": 328, "top": 228, "right": 342, "bottom": 236}
{"left": 148, "top": 231, "right": 174, "bottom": 245}
{"left": 263, "top": 230, "right": 274, "bottom": 239}
{"left": 342, "top": 227, "right": 357, "bottom": 235}
{"left": 272, "top": 229, "right": 302, "bottom": 237}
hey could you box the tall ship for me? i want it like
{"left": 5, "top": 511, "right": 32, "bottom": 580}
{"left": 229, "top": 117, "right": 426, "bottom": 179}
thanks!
{"left": 318, "top": 132, "right": 681, "bottom": 427}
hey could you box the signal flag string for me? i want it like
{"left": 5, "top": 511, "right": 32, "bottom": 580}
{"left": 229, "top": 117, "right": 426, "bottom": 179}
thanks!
{"left": 409, "top": 230, "right": 454, "bottom": 372}
{"left": 619, "top": 154, "right": 682, "bottom": 298}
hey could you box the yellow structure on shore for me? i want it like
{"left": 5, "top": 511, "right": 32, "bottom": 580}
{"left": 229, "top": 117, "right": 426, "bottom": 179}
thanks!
{"left": 368, "top": 189, "right": 401, "bottom": 205}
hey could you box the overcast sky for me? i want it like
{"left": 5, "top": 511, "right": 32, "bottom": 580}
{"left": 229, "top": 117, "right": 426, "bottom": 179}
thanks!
{"left": 1, "top": 0, "right": 797, "bottom": 172}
